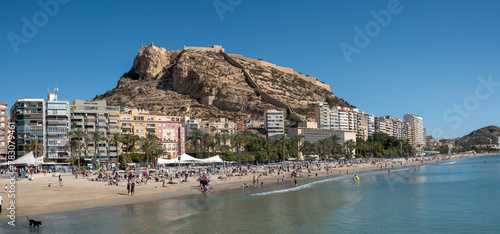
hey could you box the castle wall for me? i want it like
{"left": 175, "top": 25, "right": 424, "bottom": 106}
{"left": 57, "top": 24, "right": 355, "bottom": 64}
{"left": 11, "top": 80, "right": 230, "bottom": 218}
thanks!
{"left": 227, "top": 53, "right": 330, "bottom": 92}
{"left": 183, "top": 45, "right": 225, "bottom": 53}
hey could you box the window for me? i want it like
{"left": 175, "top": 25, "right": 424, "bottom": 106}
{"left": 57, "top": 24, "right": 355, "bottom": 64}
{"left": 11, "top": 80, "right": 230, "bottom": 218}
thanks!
{"left": 135, "top": 123, "right": 138, "bottom": 127}
{"left": 0, "top": 116, "right": 4, "bottom": 121}
{"left": 123, "top": 116, "right": 130, "bottom": 120}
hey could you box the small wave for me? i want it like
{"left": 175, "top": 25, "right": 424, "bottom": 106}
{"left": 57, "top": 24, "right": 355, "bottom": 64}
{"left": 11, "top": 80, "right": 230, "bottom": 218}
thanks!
{"left": 244, "top": 176, "right": 345, "bottom": 198}
{"left": 441, "top": 161, "right": 456, "bottom": 165}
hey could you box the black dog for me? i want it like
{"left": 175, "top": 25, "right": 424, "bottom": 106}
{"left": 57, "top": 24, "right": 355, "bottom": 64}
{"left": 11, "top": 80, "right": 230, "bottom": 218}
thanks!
{"left": 27, "top": 216, "right": 42, "bottom": 228}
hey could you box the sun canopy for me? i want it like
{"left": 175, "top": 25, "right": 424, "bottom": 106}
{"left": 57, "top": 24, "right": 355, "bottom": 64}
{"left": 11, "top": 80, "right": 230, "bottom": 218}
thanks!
{"left": 157, "top": 154, "right": 225, "bottom": 165}
{"left": 200, "top": 155, "right": 224, "bottom": 163}
{"left": 1, "top": 152, "right": 41, "bottom": 166}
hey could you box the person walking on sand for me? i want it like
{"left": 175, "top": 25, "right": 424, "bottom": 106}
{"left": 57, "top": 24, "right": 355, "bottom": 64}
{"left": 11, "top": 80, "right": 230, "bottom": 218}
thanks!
{"left": 131, "top": 178, "right": 135, "bottom": 196}
{"left": 127, "top": 179, "right": 131, "bottom": 196}
{"left": 48, "top": 180, "right": 51, "bottom": 189}
{"left": 59, "top": 175, "right": 63, "bottom": 189}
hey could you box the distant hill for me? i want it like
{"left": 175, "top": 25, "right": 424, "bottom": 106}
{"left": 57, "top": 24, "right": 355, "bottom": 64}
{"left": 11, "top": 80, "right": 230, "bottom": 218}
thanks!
{"left": 93, "top": 44, "right": 352, "bottom": 122}
{"left": 456, "top": 125, "right": 500, "bottom": 147}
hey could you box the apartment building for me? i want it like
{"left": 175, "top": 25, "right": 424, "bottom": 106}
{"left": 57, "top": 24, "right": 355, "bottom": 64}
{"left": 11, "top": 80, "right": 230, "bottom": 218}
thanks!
{"left": 404, "top": 114, "right": 425, "bottom": 149}
{"left": 120, "top": 109, "right": 157, "bottom": 139}
{"left": 45, "top": 88, "right": 70, "bottom": 163}
{"left": 0, "top": 102, "right": 8, "bottom": 160}
{"left": 315, "top": 103, "right": 331, "bottom": 129}
{"left": 71, "top": 100, "right": 120, "bottom": 164}
{"left": 264, "top": 109, "right": 285, "bottom": 138}
{"left": 10, "top": 98, "right": 45, "bottom": 158}
{"left": 155, "top": 114, "right": 185, "bottom": 158}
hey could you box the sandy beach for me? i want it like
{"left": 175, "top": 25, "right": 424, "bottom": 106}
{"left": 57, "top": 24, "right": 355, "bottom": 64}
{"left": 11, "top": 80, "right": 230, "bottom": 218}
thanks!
{"left": 0, "top": 153, "right": 491, "bottom": 218}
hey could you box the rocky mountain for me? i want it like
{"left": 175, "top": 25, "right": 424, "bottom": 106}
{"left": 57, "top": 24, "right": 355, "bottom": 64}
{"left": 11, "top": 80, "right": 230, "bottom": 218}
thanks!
{"left": 456, "top": 125, "right": 500, "bottom": 147}
{"left": 94, "top": 44, "right": 351, "bottom": 122}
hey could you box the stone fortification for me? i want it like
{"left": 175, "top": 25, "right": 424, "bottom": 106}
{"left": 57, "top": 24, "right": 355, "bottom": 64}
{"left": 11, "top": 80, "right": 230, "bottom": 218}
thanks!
{"left": 228, "top": 53, "right": 331, "bottom": 92}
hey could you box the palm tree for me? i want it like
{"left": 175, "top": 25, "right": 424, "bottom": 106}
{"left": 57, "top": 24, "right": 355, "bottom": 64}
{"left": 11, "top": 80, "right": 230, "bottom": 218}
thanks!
{"left": 71, "top": 128, "right": 86, "bottom": 167}
{"left": 300, "top": 141, "right": 314, "bottom": 160}
{"left": 277, "top": 135, "right": 288, "bottom": 162}
{"left": 64, "top": 140, "right": 79, "bottom": 165}
{"left": 221, "top": 132, "right": 230, "bottom": 147}
{"left": 88, "top": 131, "right": 105, "bottom": 168}
{"left": 27, "top": 141, "right": 44, "bottom": 158}
{"left": 186, "top": 128, "right": 204, "bottom": 157}
{"left": 231, "top": 132, "right": 244, "bottom": 165}
{"left": 129, "top": 135, "right": 141, "bottom": 154}
{"left": 290, "top": 134, "right": 304, "bottom": 160}
{"left": 110, "top": 133, "right": 122, "bottom": 158}
{"left": 262, "top": 139, "right": 277, "bottom": 165}
{"left": 200, "top": 132, "right": 212, "bottom": 158}
{"left": 207, "top": 138, "right": 216, "bottom": 157}
{"left": 140, "top": 133, "right": 164, "bottom": 168}
{"left": 318, "top": 138, "right": 329, "bottom": 161}
{"left": 329, "top": 135, "right": 341, "bottom": 157}
{"left": 345, "top": 139, "right": 356, "bottom": 159}
{"left": 241, "top": 129, "right": 253, "bottom": 160}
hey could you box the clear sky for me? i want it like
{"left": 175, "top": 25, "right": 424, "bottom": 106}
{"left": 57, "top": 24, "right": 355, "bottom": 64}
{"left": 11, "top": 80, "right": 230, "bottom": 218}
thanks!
{"left": 1, "top": 0, "right": 499, "bottom": 138}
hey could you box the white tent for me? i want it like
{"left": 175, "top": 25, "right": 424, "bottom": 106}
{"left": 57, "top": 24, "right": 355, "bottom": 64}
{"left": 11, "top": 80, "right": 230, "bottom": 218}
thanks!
{"left": 157, "top": 158, "right": 180, "bottom": 165}
{"left": 200, "top": 155, "right": 224, "bottom": 163}
{"left": 179, "top": 153, "right": 204, "bottom": 163}
{"left": 1, "top": 152, "right": 41, "bottom": 166}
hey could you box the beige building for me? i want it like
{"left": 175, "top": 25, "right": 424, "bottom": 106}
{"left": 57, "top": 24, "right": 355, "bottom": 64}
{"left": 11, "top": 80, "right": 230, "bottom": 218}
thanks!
{"left": 264, "top": 109, "right": 285, "bottom": 138}
{"left": 288, "top": 128, "right": 357, "bottom": 144}
{"left": 71, "top": 100, "right": 120, "bottom": 164}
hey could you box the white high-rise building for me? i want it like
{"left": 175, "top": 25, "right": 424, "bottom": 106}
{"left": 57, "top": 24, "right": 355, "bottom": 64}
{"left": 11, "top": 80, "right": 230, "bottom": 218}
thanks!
{"left": 45, "top": 88, "right": 70, "bottom": 163}
{"left": 404, "top": 114, "right": 425, "bottom": 149}
{"left": 264, "top": 109, "right": 285, "bottom": 138}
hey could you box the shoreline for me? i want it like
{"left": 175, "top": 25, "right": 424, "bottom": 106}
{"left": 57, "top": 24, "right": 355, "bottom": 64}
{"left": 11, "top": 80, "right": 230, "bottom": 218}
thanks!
{"left": 1, "top": 152, "right": 496, "bottom": 218}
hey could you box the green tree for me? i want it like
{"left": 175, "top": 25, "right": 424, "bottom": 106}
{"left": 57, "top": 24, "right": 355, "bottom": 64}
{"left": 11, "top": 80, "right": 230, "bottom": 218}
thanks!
{"left": 88, "top": 131, "right": 106, "bottom": 168}
{"left": 231, "top": 132, "right": 244, "bottom": 165}
{"left": 140, "top": 133, "right": 164, "bottom": 168}
{"left": 262, "top": 139, "right": 277, "bottom": 164}
{"left": 318, "top": 138, "right": 329, "bottom": 161}
{"left": 186, "top": 129, "right": 204, "bottom": 157}
{"left": 277, "top": 135, "right": 288, "bottom": 162}
{"left": 27, "top": 141, "right": 44, "bottom": 158}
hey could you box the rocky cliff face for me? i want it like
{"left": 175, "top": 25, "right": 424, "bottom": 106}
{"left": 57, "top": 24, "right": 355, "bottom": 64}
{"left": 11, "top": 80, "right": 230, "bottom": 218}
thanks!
{"left": 456, "top": 125, "right": 500, "bottom": 147}
{"left": 95, "top": 44, "right": 350, "bottom": 121}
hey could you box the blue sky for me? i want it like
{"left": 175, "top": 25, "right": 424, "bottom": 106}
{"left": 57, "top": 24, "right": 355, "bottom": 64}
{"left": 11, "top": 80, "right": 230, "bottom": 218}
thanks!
{"left": 1, "top": 0, "right": 499, "bottom": 138}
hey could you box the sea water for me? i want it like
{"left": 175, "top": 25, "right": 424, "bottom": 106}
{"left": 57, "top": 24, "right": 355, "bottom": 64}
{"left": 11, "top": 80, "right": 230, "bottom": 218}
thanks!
{"left": 3, "top": 155, "right": 500, "bottom": 233}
